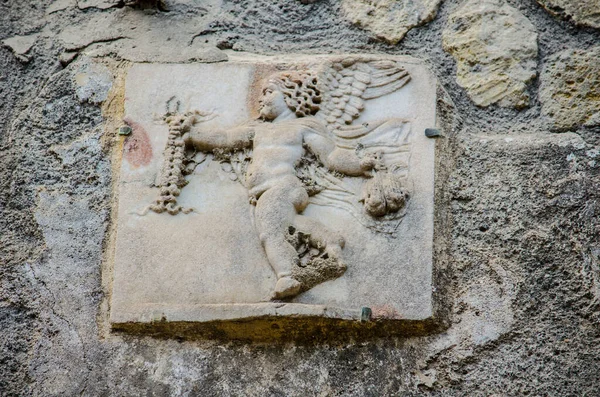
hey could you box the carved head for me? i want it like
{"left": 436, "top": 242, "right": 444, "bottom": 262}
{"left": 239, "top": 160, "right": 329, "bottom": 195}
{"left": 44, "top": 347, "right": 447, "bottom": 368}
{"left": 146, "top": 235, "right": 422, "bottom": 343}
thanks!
{"left": 259, "top": 71, "right": 321, "bottom": 120}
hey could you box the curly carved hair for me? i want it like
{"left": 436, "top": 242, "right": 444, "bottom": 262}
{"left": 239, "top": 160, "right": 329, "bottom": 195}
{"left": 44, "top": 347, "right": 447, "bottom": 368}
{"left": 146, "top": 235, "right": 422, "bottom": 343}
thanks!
{"left": 269, "top": 71, "right": 321, "bottom": 118}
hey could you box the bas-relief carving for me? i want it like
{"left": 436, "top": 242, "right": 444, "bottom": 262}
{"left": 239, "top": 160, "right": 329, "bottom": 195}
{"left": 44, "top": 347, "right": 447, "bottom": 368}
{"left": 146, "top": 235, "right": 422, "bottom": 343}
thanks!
{"left": 110, "top": 55, "right": 438, "bottom": 334}
{"left": 146, "top": 59, "right": 412, "bottom": 299}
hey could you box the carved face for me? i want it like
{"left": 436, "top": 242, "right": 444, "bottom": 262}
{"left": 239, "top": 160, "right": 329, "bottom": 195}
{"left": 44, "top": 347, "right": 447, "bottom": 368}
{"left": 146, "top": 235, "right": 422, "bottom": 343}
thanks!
{"left": 259, "top": 82, "right": 289, "bottom": 120}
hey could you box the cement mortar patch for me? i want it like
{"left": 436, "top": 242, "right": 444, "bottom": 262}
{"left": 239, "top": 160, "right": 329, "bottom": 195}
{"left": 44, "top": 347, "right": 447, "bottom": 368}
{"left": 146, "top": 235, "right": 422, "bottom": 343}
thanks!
{"left": 108, "top": 54, "right": 441, "bottom": 339}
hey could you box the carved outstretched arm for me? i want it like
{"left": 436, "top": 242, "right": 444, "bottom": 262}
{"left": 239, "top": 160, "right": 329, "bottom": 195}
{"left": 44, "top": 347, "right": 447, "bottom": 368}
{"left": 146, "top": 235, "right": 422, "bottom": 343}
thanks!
{"left": 324, "top": 147, "right": 375, "bottom": 176}
{"left": 304, "top": 132, "right": 376, "bottom": 176}
{"left": 184, "top": 123, "right": 254, "bottom": 151}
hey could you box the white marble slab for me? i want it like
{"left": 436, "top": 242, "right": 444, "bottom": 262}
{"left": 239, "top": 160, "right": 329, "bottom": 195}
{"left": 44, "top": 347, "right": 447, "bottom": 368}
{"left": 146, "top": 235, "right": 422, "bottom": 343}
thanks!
{"left": 109, "top": 54, "right": 439, "bottom": 337}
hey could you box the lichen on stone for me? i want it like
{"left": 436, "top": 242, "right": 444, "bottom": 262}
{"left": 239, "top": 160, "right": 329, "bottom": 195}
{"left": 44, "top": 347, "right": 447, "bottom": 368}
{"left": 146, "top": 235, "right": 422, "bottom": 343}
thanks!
{"left": 537, "top": 0, "right": 600, "bottom": 29}
{"left": 539, "top": 46, "right": 600, "bottom": 131}
{"left": 442, "top": 0, "right": 538, "bottom": 109}
{"left": 341, "top": 0, "right": 442, "bottom": 44}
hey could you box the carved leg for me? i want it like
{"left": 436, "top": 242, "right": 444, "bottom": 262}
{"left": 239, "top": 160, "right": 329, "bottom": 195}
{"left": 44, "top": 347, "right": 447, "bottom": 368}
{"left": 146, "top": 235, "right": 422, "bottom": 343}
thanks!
{"left": 254, "top": 179, "right": 309, "bottom": 299}
{"left": 293, "top": 215, "right": 345, "bottom": 260}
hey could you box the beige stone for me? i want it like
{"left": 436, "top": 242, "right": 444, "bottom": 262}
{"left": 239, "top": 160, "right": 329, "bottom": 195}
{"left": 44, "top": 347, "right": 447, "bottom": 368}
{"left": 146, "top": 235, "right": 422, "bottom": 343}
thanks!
{"left": 109, "top": 55, "right": 440, "bottom": 338}
{"left": 341, "top": 0, "right": 442, "bottom": 45}
{"left": 442, "top": 0, "right": 538, "bottom": 108}
{"left": 537, "top": 0, "right": 600, "bottom": 29}
{"left": 539, "top": 46, "right": 600, "bottom": 131}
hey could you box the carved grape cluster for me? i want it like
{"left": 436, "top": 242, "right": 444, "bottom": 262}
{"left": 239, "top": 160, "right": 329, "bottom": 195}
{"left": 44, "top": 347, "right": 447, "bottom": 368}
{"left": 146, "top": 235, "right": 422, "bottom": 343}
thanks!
{"left": 148, "top": 113, "right": 195, "bottom": 215}
{"left": 361, "top": 171, "right": 409, "bottom": 217}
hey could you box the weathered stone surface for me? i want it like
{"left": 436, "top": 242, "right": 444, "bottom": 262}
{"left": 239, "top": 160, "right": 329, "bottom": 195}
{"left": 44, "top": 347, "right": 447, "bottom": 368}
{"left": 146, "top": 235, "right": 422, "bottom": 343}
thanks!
{"left": 538, "top": 0, "right": 600, "bottom": 29}
{"left": 2, "top": 0, "right": 600, "bottom": 395}
{"left": 442, "top": 0, "right": 538, "bottom": 108}
{"left": 57, "top": 3, "right": 227, "bottom": 63}
{"left": 539, "top": 46, "right": 600, "bottom": 131}
{"left": 2, "top": 34, "right": 38, "bottom": 62}
{"left": 341, "top": 0, "right": 442, "bottom": 44}
{"left": 78, "top": 0, "right": 160, "bottom": 9}
{"left": 46, "top": 0, "right": 75, "bottom": 14}
{"left": 422, "top": 131, "right": 600, "bottom": 391}
{"left": 73, "top": 57, "right": 114, "bottom": 104}
{"left": 77, "top": 0, "right": 117, "bottom": 9}
{"left": 110, "top": 55, "right": 440, "bottom": 337}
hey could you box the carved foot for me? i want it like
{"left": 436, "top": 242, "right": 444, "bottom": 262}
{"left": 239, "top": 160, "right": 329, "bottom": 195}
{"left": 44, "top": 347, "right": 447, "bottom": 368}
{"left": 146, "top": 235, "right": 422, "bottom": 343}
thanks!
{"left": 273, "top": 276, "right": 302, "bottom": 299}
{"left": 292, "top": 256, "right": 347, "bottom": 294}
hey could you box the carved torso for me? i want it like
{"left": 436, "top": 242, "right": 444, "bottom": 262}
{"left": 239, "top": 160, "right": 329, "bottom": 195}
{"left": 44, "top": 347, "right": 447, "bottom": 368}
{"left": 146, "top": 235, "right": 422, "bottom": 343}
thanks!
{"left": 246, "top": 118, "right": 326, "bottom": 198}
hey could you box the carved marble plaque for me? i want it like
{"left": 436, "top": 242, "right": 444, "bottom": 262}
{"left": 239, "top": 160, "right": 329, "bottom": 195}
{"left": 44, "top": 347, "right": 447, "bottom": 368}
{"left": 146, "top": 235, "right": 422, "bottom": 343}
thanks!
{"left": 109, "top": 55, "right": 440, "bottom": 339}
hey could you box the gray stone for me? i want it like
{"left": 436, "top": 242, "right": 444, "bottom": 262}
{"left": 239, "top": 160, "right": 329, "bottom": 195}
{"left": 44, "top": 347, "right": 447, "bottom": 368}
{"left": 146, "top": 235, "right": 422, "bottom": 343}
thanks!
{"left": 341, "top": 0, "right": 442, "bottom": 44}
{"left": 73, "top": 57, "right": 114, "bottom": 104}
{"left": 46, "top": 0, "right": 76, "bottom": 14}
{"left": 30, "top": 190, "right": 106, "bottom": 396}
{"left": 78, "top": 0, "right": 162, "bottom": 9}
{"left": 537, "top": 0, "right": 600, "bottom": 29}
{"left": 442, "top": 0, "right": 538, "bottom": 108}
{"left": 109, "top": 55, "right": 440, "bottom": 338}
{"left": 3, "top": 0, "right": 600, "bottom": 394}
{"left": 539, "top": 46, "right": 600, "bottom": 131}
{"left": 58, "top": 5, "right": 227, "bottom": 63}
{"left": 77, "top": 0, "right": 118, "bottom": 9}
{"left": 2, "top": 34, "right": 39, "bottom": 62}
{"left": 58, "top": 51, "right": 78, "bottom": 66}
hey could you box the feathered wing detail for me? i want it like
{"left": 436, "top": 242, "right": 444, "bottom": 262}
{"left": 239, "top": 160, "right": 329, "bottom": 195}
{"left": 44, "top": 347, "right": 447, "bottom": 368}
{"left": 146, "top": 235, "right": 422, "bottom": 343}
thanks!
{"left": 315, "top": 58, "right": 411, "bottom": 130}
{"left": 306, "top": 121, "right": 412, "bottom": 234}
{"left": 333, "top": 119, "right": 412, "bottom": 170}
{"left": 308, "top": 59, "right": 413, "bottom": 232}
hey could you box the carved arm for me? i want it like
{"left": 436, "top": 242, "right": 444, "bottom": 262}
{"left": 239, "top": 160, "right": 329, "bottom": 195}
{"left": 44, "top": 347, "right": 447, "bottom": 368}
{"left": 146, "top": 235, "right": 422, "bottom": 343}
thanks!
{"left": 304, "top": 132, "right": 377, "bottom": 176}
{"left": 323, "top": 147, "right": 375, "bottom": 176}
{"left": 183, "top": 124, "right": 254, "bottom": 151}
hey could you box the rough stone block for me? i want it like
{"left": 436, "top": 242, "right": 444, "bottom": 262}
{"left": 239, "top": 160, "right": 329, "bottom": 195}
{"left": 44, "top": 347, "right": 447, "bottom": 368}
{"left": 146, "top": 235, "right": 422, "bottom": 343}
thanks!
{"left": 443, "top": 0, "right": 538, "bottom": 109}
{"left": 537, "top": 0, "right": 600, "bottom": 29}
{"left": 109, "top": 55, "right": 442, "bottom": 340}
{"left": 341, "top": 0, "right": 442, "bottom": 44}
{"left": 539, "top": 46, "right": 600, "bottom": 131}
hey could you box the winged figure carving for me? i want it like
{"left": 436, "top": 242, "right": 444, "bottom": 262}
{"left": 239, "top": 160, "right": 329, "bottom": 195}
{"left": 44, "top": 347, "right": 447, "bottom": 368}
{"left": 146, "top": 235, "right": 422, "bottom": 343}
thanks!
{"left": 147, "top": 58, "right": 414, "bottom": 299}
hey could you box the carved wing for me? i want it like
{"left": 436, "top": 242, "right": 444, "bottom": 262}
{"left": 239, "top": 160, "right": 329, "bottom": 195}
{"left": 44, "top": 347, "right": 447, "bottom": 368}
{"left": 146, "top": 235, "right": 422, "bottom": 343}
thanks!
{"left": 307, "top": 59, "right": 413, "bottom": 231}
{"left": 316, "top": 58, "right": 411, "bottom": 129}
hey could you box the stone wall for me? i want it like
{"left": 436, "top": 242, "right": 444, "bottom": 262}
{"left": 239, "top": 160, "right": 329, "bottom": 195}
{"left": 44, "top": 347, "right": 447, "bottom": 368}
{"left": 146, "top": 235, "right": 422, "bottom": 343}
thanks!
{"left": 1, "top": 0, "right": 599, "bottom": 395}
